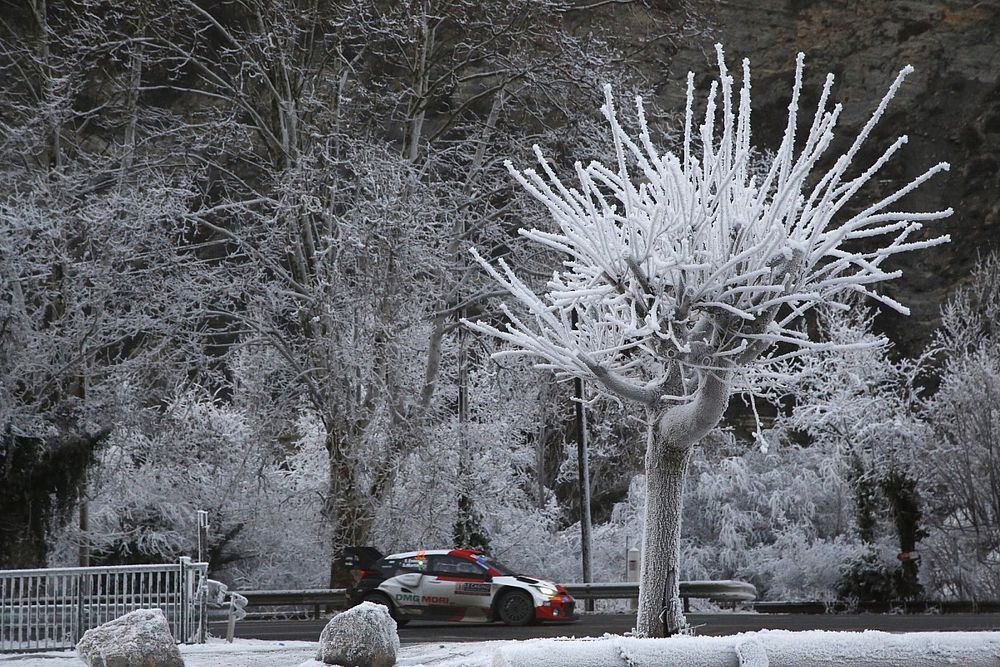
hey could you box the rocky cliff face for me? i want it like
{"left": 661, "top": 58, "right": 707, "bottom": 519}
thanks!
{"left": 660, "top": 0, "right": 999, "bottom": 354}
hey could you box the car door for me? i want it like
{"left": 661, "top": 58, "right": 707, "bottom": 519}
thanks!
{"left": 378, "top": 556, "right": 427, "bottom": 617}
{"left": 421, "top": 555, "right": 493, "bottom": 621}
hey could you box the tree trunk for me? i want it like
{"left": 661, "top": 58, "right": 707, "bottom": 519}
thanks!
{"left": 327, "top": 503, "right": 374, "bottom": 589}
{"left": 325, "top": 432, "right": 375, "bottom": 589}
{"left": 883, "top": 470, "right": 925, "bottom": 599}
{"left": 636, "top": 446, "right": 692, "bottom": 637}
{"left": 634, "top": 370, "right": 730, "bottom": 637}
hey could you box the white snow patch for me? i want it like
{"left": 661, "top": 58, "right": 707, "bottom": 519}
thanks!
{"left": 3, "top": 631, "right": 1000, "bottom": 667}
{"left": 492, "top": 630, "right": 1000, "bottom": 667}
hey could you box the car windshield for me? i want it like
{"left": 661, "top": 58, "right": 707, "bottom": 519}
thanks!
{"left": 477, "top": 555, "right": 517, "bottom": 576}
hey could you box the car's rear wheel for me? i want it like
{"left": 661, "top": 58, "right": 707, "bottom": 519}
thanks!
{"left": 362, "top": 592, "right": 410, "bottom": 627}
{"left": 497, "top": 590, "right": 535, "bottom": 626}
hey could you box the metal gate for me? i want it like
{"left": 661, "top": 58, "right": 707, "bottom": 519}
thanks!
{"left": 0, "top": 557, "right": 208, "bottom": 652}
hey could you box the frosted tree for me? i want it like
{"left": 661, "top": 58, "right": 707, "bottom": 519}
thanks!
{"left": 161, "top": 0, "right": 693, "bottom": 588}
{"left": 918, "top": 253, "right": 1000, "bottom": 598}
{"left": 0, "top": 0, "right": 204, "bottom": 567}
{"left": 465, "top": 45, "right": 951, "bottom": 636}
{"left": 764, "top": 302, "right": 929, "bottom": 599}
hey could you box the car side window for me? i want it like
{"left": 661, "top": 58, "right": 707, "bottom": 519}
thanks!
{"left": 379, "top": 557, "right": 425, "bottom": 577}
{"left": 428, "top": 555, "right": 487, "bottom": 577}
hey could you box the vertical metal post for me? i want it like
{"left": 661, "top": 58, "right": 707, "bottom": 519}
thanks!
{"left": 75, "top": 573, "right": 84, "bottom": 645}
{"left": 197, "top": 564, "right": 207, "bottom": 644}
{"left": 571, "top": 309, "right": 594, "bottom": 612}
{"left": 26, "top": 575, "right": 32, "bottom": 650}
{"left": 626, "top": 546, "right": 641, "bottom": 611}
{"left": 197, "top": 511, "right": 209, "bottom": 565}
{"left": 178, "top": 557, "right": 190, "bottom": 642}
{"left": 79, "top": 500, "right": 90, "bottom": 568}
{"left": 226, "top": 596, "right": 237, "bottom": 643}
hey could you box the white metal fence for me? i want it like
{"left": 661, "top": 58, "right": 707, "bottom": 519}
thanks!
{"left": 0, "top": 558, "right": 208, "bottom": 652}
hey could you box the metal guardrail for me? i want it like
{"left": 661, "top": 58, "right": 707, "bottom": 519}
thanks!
{"left": 242, "top": 588, "right": 347, "bottom": 607}
{"left": 753, "top": 599, "right": 1000, "bottom": 614}
{"left": 0, "top": 558, "right": 208, "bottom": 653}
{"left": 563, "top": 580, "right": 757, "bottom": 602}
{"left": 240, "top": 589, "right": 347, "bottom": 620}
{"left": 237, "top": 580, "right": 757, "bottom": 618}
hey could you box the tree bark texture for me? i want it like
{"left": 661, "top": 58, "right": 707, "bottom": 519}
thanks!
{"left": 635, "top": 370, "right": 730, "bottom": 637}
{"left": 325, "top": 432, "right": 376, "bottom": 589}
{"left": 636, "top": 446, "right": 692, "bottom": 637}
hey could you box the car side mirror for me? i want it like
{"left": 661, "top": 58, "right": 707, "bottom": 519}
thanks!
{"left": 483, "top": 572, "right": 493, "bottom": 582}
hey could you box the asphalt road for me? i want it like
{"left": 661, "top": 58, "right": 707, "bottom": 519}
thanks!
{"left": 212, "top": 613, "right": 1000, "bottom": 643}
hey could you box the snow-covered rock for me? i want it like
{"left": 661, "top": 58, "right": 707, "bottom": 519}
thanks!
{"left": 316, "top": 601, "right": 399, "bottom": 667}
{"left": 75, "top": 608, "right": 184, "bottom": 667}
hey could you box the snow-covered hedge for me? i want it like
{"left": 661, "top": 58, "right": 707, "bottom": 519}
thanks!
{"left": 492, "top": 631, "right": 1000, "bottom": 667}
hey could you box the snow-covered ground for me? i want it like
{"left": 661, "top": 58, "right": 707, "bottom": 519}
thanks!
{"left": 3, "top": 631, "right": 1000, "bottom": 667}
{"left": 0, "top": 638, "right": 494, "bottom": 667}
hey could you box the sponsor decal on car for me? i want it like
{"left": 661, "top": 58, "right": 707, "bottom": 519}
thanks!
{"left": 395, "top": 593, "right": 421, "bottom": 604}
{"left": 455, "top": 582, "right": 491, "bottom": 596}
{"left": 421, "top": 595, "right": 450, "bottom": 605}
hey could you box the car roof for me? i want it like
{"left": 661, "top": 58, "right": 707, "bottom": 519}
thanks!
{"left": 383, "top": 549, "right": 483, "bottom": 560}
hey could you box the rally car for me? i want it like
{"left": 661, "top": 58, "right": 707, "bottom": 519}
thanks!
{"left": 344, "top": 547, "right": 577, "bottom": 626}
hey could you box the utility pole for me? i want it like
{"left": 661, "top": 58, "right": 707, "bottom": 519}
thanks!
{"left": 572, "top": 310, "right": 593, "bottom": 610}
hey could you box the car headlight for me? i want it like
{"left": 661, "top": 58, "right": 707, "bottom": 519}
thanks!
{"left": 537, "top": 586, "right": 556, "bottom": 596}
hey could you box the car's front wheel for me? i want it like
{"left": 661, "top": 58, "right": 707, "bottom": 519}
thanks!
{"left": 362, "top": 592, "right": 410, "bottom": 627}
{"left": 497, "top": 590, "right": 535, "bottom": 626}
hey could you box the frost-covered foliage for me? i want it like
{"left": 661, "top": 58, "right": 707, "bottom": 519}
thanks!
{"left": 49, "top": 382, "right": 328, "bottom": 589}
{"left": 745, "top": 301, "right": 931, "bottom": 601}
{"left": 681, "top": 432, "right": 863, "bottom": 601}
{"left": 466, "top": 44, "right": 950, "bottom": 635}
{"left": 761, "top": 302, "right": 925, "bottom": 470}
{"left": 467, "top": 46, "right": 950, "bottom": 392}
{"left": 918, "top": 253, "right": 1000, "bottom": 599}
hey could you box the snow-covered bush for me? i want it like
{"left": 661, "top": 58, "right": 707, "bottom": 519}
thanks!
{"left": 681, "top": 434, "right": 864, "bottom": 601}
{"left": 49, "top": 383, "right": 328, "bottom": 589}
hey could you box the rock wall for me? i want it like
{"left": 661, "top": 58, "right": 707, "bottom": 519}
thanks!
{"left": 662, "top": 0, "right": 1000, "bottom": 353}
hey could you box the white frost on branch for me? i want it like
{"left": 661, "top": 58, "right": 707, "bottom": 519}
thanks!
{"left": 465, "top": 44, "right": 950, "bottom": 405}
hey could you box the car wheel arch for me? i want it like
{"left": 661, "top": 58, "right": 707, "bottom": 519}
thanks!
{"left": 491, "top": 585, "right": 535, "bottom": 621}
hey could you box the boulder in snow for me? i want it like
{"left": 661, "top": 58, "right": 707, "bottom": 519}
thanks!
{"left": 76, "top": 608, "right": 184, "bottom": 667}
{"left": 316, "top": 601, "right": 398, "bottom": 667}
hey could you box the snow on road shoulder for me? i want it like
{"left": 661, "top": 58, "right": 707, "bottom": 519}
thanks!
{"left": 0, "top": 638, "right": 317, "bottom": 667}
{"left": 0, "top": 638, "right": 497, "bottom": 667}
{"left": 492, "top": 630, "right": 1000, "bottom": 667}
{"left": 3, "top": 631, "right": 1000, "bottom": 667}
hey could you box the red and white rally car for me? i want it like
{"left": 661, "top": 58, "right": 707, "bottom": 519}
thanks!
{"left": 344, "top": 547, "right": 577, "bottom": 626}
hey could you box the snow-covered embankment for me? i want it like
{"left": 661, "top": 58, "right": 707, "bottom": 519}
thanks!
{"left": 492, "top": 630, "right": 1000, "bottom": 667}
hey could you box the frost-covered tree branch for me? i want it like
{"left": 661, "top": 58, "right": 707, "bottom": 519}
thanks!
{"left": 466, "top": 44, "right": 951, "bottom": 637}
{"left": 466, "top": 45, "right": 950, "bottom": 409}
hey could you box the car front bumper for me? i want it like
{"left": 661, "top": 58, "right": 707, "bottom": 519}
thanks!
{"left": 535, "top": 594, "right": 577, "bottom": 621}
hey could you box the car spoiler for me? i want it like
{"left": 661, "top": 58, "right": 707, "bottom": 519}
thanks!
{"left": 343, "top": 546, "right": 384, "bottom": 570}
